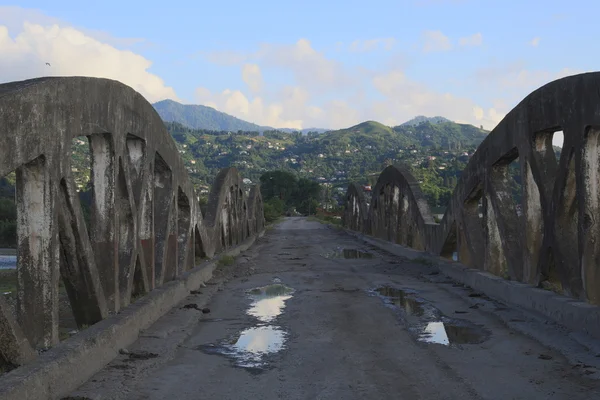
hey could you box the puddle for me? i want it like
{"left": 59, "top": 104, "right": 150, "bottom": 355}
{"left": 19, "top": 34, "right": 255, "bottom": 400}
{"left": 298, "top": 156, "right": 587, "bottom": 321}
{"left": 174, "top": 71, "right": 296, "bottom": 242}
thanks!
{"left": 197, "top": 281, "right": 295, "bottom": 373}
{"left": 372, "top": 286, "right": 490, "bottom": 346}
{"left": 246, "top": 283, "right": 295, "bottom": 323}
{"left": 375, "top": 287, "right": 424, "bottom": 317}
{"left": 323, "top": 248, "right": 374, "bottom": 259}
{"left": 198, "top": 326, "right": 287, "bottom": 372}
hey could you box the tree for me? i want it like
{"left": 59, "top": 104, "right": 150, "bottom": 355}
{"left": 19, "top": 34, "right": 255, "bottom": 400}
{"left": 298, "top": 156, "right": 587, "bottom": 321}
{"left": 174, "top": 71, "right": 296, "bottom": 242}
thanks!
{"left": 260, "top": 170, "right": 298, "bottom": 205}
{"left": 260, "top": 170, "right": 324, "bottom": 216}
{"left": 297, "top": 198, "right": 319, "bottom": 215}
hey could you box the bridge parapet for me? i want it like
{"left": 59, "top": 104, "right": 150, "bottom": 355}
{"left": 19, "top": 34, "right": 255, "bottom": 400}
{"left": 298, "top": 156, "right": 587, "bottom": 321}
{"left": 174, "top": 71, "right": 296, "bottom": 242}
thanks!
{"left": 0, "top": 77, "right": 264, "bottom": 370}
{"left": 343, "top": 72, "right": 600, "bottom": 306}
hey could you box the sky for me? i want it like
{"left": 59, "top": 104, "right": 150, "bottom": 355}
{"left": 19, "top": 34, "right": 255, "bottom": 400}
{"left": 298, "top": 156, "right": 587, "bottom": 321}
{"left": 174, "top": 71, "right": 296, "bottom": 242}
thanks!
{"left": 0, "top": 1, "right": 595, "bottom": 146}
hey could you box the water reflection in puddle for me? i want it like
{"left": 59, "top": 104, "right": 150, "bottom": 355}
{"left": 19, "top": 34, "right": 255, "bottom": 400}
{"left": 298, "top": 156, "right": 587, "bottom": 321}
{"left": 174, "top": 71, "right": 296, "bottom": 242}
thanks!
{"left": 199, "top": 326, "right": 287, "bottom": 371}
{"left": 373, "top": 286, "right": 490, "bottom": 346}
{"left": 198, "top": 281, "right": 294, "bottom": 373}
{"left": 421, "top": 322, "right": 450, "bottom": 345}
{"left": 375, "top": 287, "right": 424, "bottom": 316}
{"left": 323, "top": 248, "right": 374, "bottom": 259}
{"left": 247, "top": 284, "right": 294, "bottom": 323}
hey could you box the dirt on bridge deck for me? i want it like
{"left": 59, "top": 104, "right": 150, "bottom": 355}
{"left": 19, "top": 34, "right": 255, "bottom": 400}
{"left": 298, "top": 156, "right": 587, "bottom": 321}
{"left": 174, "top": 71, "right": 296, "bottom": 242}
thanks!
{"left": 67, "top": 218, "right": 600, "bottom": 400}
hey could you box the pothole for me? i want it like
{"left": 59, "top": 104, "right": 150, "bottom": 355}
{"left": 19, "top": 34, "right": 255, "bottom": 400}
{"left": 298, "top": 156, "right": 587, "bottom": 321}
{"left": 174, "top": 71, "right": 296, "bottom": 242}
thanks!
{"left": 323, "top": 247, "right": 374, "bottom": 259}
{"left": 372, "top": 286, "right": 490, "bottom": 346}
{"left": 246, "top": 283, "right": 294, "bottom": 323}
{"left": 199, "top": 326, "right": 287, "bottom": 373}
{"left": 375, "top": 287, "right": 424, "bottom": 316}
{"left": 197, "top": 280, "right": 294, "bottom": 373}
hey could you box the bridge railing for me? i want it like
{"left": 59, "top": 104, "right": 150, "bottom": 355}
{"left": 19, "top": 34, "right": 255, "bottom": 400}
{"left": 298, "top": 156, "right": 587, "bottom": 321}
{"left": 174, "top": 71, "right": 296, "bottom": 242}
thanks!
{"left": 0, "top": 77, "right": 265, "bottom": 369}
{"left": 343, "top": 72, "right": 600, "bottom": 306}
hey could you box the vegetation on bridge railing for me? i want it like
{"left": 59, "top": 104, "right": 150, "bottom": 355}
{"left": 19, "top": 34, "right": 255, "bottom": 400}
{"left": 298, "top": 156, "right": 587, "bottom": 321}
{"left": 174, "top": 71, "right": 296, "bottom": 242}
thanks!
{"left": 343, "top": 72, "right": 600, "bottom": 307}
{"left": 0, "top": 77, "right": 265, "bottom": 373}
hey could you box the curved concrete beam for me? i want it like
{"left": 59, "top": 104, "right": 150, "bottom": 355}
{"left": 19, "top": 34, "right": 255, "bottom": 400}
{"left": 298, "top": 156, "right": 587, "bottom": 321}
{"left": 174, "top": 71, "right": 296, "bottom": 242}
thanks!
{"left": 343, "top": 72, "right": 600, "bottom": 305}
{"left": 0, "top": 77, "right": 265, "bottom": 365}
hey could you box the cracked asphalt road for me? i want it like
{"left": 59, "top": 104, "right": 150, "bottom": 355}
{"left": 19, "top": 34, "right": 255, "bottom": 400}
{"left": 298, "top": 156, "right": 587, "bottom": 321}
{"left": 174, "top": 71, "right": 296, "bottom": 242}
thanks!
{"left": 68, "top": 218, "right": 600, "bottom": 400}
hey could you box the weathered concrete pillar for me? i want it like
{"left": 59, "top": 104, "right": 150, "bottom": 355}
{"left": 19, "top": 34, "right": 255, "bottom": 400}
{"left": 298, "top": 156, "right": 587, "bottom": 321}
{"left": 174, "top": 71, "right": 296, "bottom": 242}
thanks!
{"left": 126, "top": 135, "right": 145, "bottom": 206}
{"left": 482, "top": 191, "right": 507, "bottom": 277}
{"left": 0, "top": 295, "right": 36, "bottom": 366}
{"left": 153, "top": 153, "right": 173, "bottom": 286}
{"left": 487, "top": 158, "right": 523, "bottom": 281}
{"left": 57, "top": 177, "right": 108, "bottom": 327}
{"left": 530, "top": 130, "right": 560, "bottom": 287}
{"left": 521, "top": 160, "right": 543, "bottom": 284}
{"left": 194, "top": 225, "right": 206, "bottom": 262}
{"left": 16, "top": 155, "right": 60, "bottom": 348}
{"left": 227, "top": 188, "right": 234, "bottom": 247}
{"left": 457, "top": 222, "right": 472, "bottom": 266}
{"left": 241, "top": 202, "right": 248, "bottom": 241}
{"left": 89, "top": 134, "right": 118, "bottom": 311}
{"left": 116, "top": 158, "right": 136, "bottom": 309}
{"left": 390, "top": 186, "right": 400, "bottom": 244}
{"left": 177, "top": 187, "right": 191, "bottom": 275}
{"left": 439, "top": 220, "right": 458, "bottom": 260}
{"left": 553, "top": 146, "right": 581, "bottom": 298}
{"left": 140, "top": 161, "right": 154, "bottom": 289}
{"left": 164, "top": 196, "right": 178, "bottom": 281}
{"left": 221, "top": 193, "right": 230, "bottom": 250}
{"left": 125, "top": 136, "right": 151, "bottom": 294}
{"left": 397, "top": 195, "right": 408, "bottom": 245}
{"left": 459, "top": 190, "right": 486, "bottom": 270}
{"left": 580, "top": 126, "right": 600, "bottom": 304}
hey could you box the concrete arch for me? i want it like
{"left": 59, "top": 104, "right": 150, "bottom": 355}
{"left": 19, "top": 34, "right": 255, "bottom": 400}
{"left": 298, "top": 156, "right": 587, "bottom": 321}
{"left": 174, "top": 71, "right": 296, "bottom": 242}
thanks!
{"left": 0, "top": 77, "right": 265, "bottom": 363}
{"left": 343, "top": 72, "right": 600, "bottom": 305}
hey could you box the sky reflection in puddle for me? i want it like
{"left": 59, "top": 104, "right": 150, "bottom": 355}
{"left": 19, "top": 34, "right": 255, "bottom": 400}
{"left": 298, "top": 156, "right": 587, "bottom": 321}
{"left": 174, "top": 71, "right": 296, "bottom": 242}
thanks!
{"left": 198, "top": 281, "right": 294, "bottom": 372}
{"left": 421, "top": 322, "right": 450, "bottom": 345}
{"left": 373, "top": 286, "right": 490, "bottom": 346}
{"left": 246, "top": 284, "right": 294, "bottom": 323}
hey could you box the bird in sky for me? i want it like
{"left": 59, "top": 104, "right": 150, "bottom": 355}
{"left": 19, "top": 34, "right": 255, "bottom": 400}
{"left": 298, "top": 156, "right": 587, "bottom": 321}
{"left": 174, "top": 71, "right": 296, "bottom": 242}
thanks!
{"left": 45, "top": 62, "right": 50, "bottom": 66}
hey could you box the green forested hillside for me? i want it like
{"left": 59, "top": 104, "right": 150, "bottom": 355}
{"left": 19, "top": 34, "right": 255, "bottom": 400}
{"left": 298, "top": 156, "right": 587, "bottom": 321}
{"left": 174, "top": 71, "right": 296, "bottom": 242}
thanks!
{"left": 400, "top": 116, "right": 452, "bottom": 126}
{"left": 0, "top": 117, "right": 490, "bottom": 247}
{"left": 153, "top": 99, "right": 270, "bottom": 132}
{"left": 158, "top": 119, "right": 488, "bottom": 208}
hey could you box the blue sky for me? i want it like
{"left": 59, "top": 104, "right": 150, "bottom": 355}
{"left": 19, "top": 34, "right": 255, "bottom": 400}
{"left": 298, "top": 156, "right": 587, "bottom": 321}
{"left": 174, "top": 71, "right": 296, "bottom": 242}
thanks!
{"left": 0, "top": 1, "right": 595, "bottom": 138}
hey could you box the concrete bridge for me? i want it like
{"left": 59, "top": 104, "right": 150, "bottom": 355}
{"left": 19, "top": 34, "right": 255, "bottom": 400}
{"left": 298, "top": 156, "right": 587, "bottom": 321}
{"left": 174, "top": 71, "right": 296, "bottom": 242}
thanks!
{"left": 1, "top": 74, "right": 600, "bottom": 399}
{"left": 343, "top": 72, "right": 600, "bottom": 308}
{"left": 0, "top": 77, "right": 265, "bottom": 396}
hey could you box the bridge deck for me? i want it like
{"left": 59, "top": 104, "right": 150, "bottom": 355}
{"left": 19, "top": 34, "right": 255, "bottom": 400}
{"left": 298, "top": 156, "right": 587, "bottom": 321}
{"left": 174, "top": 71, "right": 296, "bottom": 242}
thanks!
{"left": 68, "top": 218, "right": 599, "bottom": 399}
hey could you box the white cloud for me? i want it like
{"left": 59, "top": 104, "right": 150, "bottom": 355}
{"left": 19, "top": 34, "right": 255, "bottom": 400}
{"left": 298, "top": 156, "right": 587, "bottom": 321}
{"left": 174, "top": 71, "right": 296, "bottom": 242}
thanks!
{"left": 195, "top": 58, "right": 506, "bottom": 131}
{"left": 467, "top": 64, "right": 587, "bottom": 130}
{"left": 0, "top": 14, "right": 177, "bottom": 103}
{"left": 530, "top": 37, "right": 541, "bottom": 46}
{"left": 194, "top": 86, "right": 305, "bottom": 129}
{"left": 348, "top": 38, "right": 396, "bottom": 52}
{"left": 204, "top": 50, "right": 248, "bottom": 65}
{"left": 0, "top": 6, "right": 145, "bottom": 49}
{"left": 475, "top": 62, "right": 584, "bottom": 96}
{"left": 257, "top": 39, "right": 353, "bottom": 93}
{"left": 371, "top": 70, "right": 503, "bottom": 129}
{"left": 200, "top": 38, "right": 578, "bottom": 132}
{"left": 422, "top": 30, "right": 452, "bottom": 53}
{"left": 459, "top": 33, "right": 483, "bottom": 47}
{"left": 206, "top": 39, "right": 353, "bottom": 94}
{"left": 242, "top": 63, "right": 263, "bottom": 94}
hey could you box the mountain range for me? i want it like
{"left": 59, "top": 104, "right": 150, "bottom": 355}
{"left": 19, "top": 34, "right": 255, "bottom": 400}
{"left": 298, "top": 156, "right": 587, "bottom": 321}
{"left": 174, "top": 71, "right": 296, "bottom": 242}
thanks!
{"left": 152, "top": 100, "right": 452, "bottom": 133}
